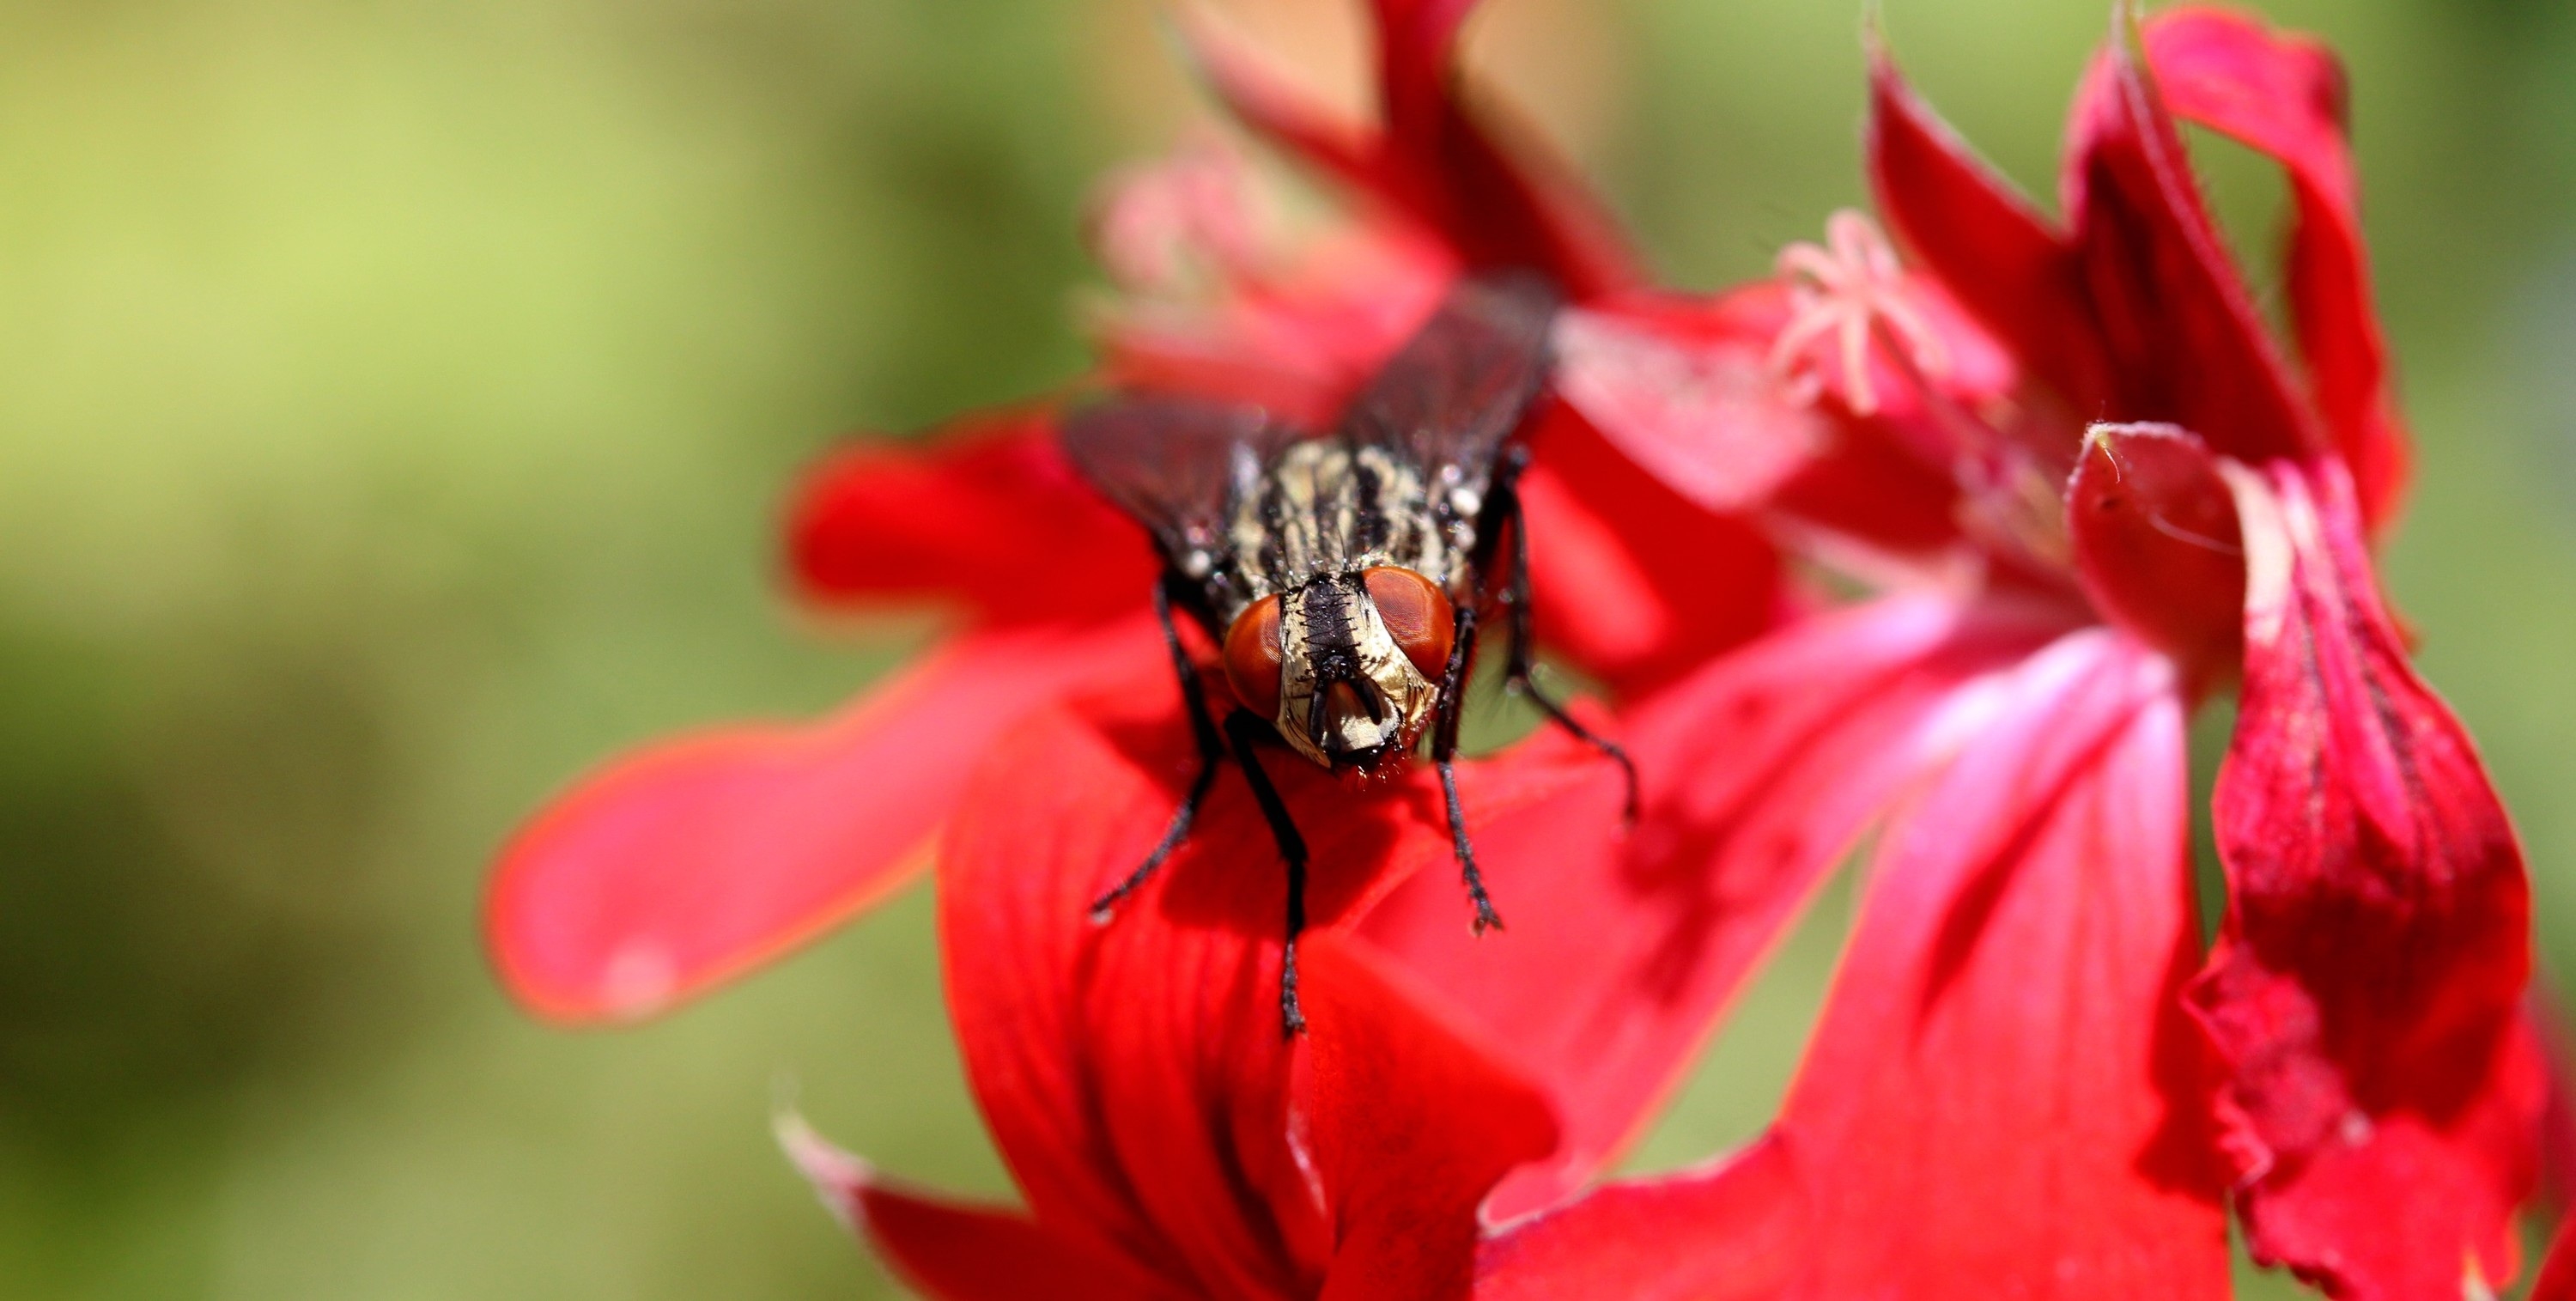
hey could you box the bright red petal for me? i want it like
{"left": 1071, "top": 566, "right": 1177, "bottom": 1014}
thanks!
{"left": 1303, "top": 937, "right": 1558, "bottom": 1301}
{"left": 786, "top": 412, "right": 1157, "bottom": 623}
{"left": 2067, "top": 423, "right": 2246, "bottom": 690}
{"left": 1363, "top": 595, "right": 2058, "bottom": 1217}
{"left": 2140, "top": 7, "right": 2409, "bottom": 530}
{"left": 1483, "top": 629, "right": 2233, "bottom": 1298}
{"left": 1473, "top": 1139, "right": 1807, "bottom": 1301}
{"left": 485, "top": 617, "right": 1157, "bottom": 1022}
{"left": 780, "top": 1116, "right": 1193, "bottom": 1301}
{"left": 2062, "top": 18, "right": 2324, "bottom": 466}
{"left": 939, "top": 672, "right": 1609, "bottom": 1298}
{"left": 2190, "top": 459, "right": 2540, "bottom": 1298}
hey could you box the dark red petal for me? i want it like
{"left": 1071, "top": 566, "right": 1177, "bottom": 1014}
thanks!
{"left": 2190, "top": 459, "right": 2540, "bottom": 1298}
{"left": 1483, "top": 629, "right": 2233, "bottom": 1298}
{"left": 1866, "top": 42, "right": 2109, "bottom": 416}
{"left": 2067, "top": 423, "right": 2246, "bottom": 690}
{"left": 786, "top": 413, "right": 1157, "bottom": 623}
{"left": 1474, "top": 1138, "right": 1807, "bottom": 1301}
{"left": 1303, "top": 937, "right": 1557, "bottom": 1301}
{"left": 2062, "top": 15, "right": 2324, "bottom": 465}
{"left": 1364, "top": 595, "right": 2057, "bottom": 1216}
{"left": 939, "top": 671, "right": 1608, "bottom": 1297}
{"left": 781, "top": 1116, "right": 1193, "bottom": 1301}
{"left": 485, "top": 617, "right": 1157, "bottom": 1022}
{"left": 1517, "top": 403, "right": 1786, "bottom": 697}
{"left": 2139, "top": 7, "right": 2409, "bottom": 530}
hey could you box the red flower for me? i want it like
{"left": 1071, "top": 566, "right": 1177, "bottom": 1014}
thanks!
{"left": 1500, "top": 7, "right": 2542, "bottom": 1298}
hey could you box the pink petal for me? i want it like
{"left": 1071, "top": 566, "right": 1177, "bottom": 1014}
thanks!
{"left": 781, "top": 1116, "right": 1194, "bottom": 1301}
{"left": 1364, "top": 595, "right": 2058, "bottom": 1217}
{"left": 1303, "top": 937, "right": 1558, "bottom": 1301}
{"left": 2190, "top": 459, "right": 2541, "bottom": 1298}
{"left": 485, "top": 617, "right": 1158, "bottom": 1022}
{"left": 785, "top": 413, "right": 1157, "bottom": 623}
{"left": 2061, "top": 15, "right": 2324, "bottom": 467}
{"left": 2139, "top": 7, "right": 2409, "bottom": 530}
{"left": 1482, "top": 629, "right": 2233, "bottom": 1298}
{"left": 2067, "top": 423, "right": 2246, "bottom": 690}
{"left": 938, "top": 673, "right": 1613, "bottom": 1297}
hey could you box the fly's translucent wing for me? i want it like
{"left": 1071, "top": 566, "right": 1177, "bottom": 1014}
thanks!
{"left": 1060, "top": 394, "right": 1302, "bottom": 612}
{"left": 1342, "top": 271, "right": 1562, "bottom": 487}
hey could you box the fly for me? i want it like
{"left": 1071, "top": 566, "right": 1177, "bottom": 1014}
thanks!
{"left": 1061, "top": 272, "right": 1637, "bottom": 1034}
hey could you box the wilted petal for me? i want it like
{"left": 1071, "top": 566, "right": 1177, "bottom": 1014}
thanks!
{"left": 939, "top": 676, "right": 1608, "bottom": 1296}
{"left": 780, "top": 1116, "right": 1192, "bottom": 1301}
{"left": 1303, "top": 937, "right": 1558, "bottom": 1301}
{"left": 2140, "top": 6, "right": 2409, "bottom": 530}
{"left": 2067, "top": 423, "right": 2245, "bottom": 689}
{"left": 2062, "top": 13, "right": 2323, "bottom": 467}
{"left": 2192, "top": 459, "right": 2540, "bottom": 1298}
{"left": 786, "top": 413, "right": 1156, "bottom": 623}
{"left": 1482, "top": 629, "right": 2231, "bottom": 1298}
{"left": 485, "top": 617, "right": 1160, "bottom": 1022}
{"left": 1364, "top": 595, "right": 2057, "bottom": 1216}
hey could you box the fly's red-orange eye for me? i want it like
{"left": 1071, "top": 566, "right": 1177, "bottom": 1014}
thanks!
{"left": 1363, "top": 567, "right": 1455, "bottom": 679}
{"left": 1223, "top": 595, "right": 1285, "bottom": 718}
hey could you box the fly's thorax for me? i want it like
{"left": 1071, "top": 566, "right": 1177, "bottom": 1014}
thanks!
{"left": 1227, "top": 438, "right": 1464, "bottom": 605}
{"left": 1272, "top": 573, "right": 1441, "bottom": 770}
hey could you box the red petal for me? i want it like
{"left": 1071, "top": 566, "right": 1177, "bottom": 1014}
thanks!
{"left": 1517, "top": 404, "right": 1786, "bottom": 696}
{"left": 939, "top": 674, "right": 1607, "bottom": 1297}
{"left": 2062, "top": 17, "right": 2324, "bottom": 465}
{"left": 780, "top": 1116, "right": 1192, "bottom": 1301}
{"left": 2190, "top": 459, "right": 2540, "bottom": 1298}
{"left": 2067, "top": 423, "right": 2246, "bottom": 690}
{"left": 1485, "top": 629, "right": 2233, "bottom": 1298}
{"left": 2537, "top": 1222, "right": 2576, "bottom": 1301}
{"left": 485, "top": 617, "right": 1157, "bottom": 1021}
{"left": 1865, "top": 43, "right": 2108, "bottom": 416}
{"left": 1363, "top": 595, "right": 2057, "bottom": 1216}
{"left": 1303, "top": 937, "right": 1558, "bottom": 1301}
{"left": 786, "top": 413, "right": 1157, "bottom": 623}
{"left": 1474, "top": 1138, "right": 1807, "bottom": 1301}
{"left": 2139, "top": 7, "right": 2409, "bottom": 530}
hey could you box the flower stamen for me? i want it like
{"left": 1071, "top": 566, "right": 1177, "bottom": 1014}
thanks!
{"left": 1768, "top": 210, "right": 1952, "bottom": 416}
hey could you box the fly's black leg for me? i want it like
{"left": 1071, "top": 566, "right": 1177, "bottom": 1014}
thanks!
{"left": 1491, "top": 450, "right": 1642, "bottom": 822}
{"left": 1091, "top": 577, "right": 1230, "bottom": 924}
{"left": 1430, "top": 604, "right": 1504, "bottom": 933}
{"left": 1223, "top": 709, "right": 1311, "bottom": 1036}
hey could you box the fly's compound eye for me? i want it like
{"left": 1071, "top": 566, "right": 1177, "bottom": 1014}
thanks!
{"left": 1222, "top": 595, "right": 1285, "bottom": 718}
{"left": 1363, "top": 567, "right": 1456, "bottom": 679}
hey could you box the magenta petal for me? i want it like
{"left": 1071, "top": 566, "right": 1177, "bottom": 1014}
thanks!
{"left": 2191, "top": 459, "right": 2540, "bottom": 1298}
{"left": 485, "top": 617, "right": 1158, "bottom": 1021}
{"left": 1364, "top": 595, "right": 2055, "bottom": 1217}
{"left": 781, "top": 1116, "right": 1191, "bottom": 1301}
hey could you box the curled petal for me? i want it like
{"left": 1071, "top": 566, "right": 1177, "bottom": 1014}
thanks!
{"left": 1365, "top": 595, "right": 2057, "bottom": 1216}
{"left": 2191, "top": 459, "right": 2540, "bottom": 1298}
{"left": 786, "top": 414, "right": 1156, "bottom": 623}
{"left": 2067, "top": 423, "right": 2246, "bottom": 690}
{"left": 485, "top": 617, "right": 1161, "bottom": 1022}
{"left": 2140, "top": 6, "right": 2409, "bottom": 530}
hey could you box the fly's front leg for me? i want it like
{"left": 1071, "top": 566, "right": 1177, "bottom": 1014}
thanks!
{"left": 1430, "top": 603, "right": 1504, "bottom": 933}
{"left": 1492, "top": 453, "right": 1641, "bottom": 822}
{"left": 1223, "top": 709, "right": 1312, "bottom": 1036}
{"left": 1091, "top": 576, "right": 1229, "bottom": 924}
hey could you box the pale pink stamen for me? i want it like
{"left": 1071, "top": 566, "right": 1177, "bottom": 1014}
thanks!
{"left": 1768, "top": 209, "right": 1953, "bottom": 416}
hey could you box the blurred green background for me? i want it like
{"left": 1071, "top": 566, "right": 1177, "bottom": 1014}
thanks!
{"left": 1, "top": 0, "right": 2571, "bottom": 1296}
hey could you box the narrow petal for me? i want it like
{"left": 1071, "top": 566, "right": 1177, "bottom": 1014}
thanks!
{"left": 2191, "top": 460, "right": 2540, "bottom": 1298}
{"left": 486, "top": 617, "right": 1157, "bottom": 1022}
{"left": 780, "top": 1115, "right": 1192, "bottom": 1301}
{"left": 2062, "top": 14, "right": 2324, "bottom": 465}
{"left": 786, "top": 413, "right": 1157, "bottom": 623}
{"left": 2139, "top": 7, "right": 2409, "bottom": 529}
{"left": 1483, "top": 629, "right": 2233, "bottom": 1298}
{"left": 939, "top": 673, "right": 1610, "bottom": 1296}
{"left": 1865, "top": 42, "right": 2108, "bottom": 416}
{"left": 2068, "top": 423, "right": 2245, "bottom": 690}
{"left": 1303, "top": 937, "right": 1558, "bottom": 1301}
{"left": 1363, "top": 595, "right": 2057, "bottom": 1216}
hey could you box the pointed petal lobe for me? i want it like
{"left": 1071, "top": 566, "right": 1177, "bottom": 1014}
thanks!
{"left": 2068, "top": 423, "right": 2246, "bottom": 688}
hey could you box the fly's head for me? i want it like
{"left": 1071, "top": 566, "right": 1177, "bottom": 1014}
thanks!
{"left": 1221, "top": 567, "right": 1455, "bottom": 772}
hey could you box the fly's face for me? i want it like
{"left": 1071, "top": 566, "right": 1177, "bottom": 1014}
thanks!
{"left": 1219, "top": 567, "right": 1455, "bottom": 771}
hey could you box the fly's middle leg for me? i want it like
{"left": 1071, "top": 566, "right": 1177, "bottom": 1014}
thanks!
{"left": 1091, "top": 576, "right": 1230, "bottom": 923}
